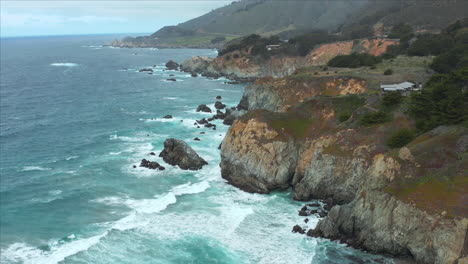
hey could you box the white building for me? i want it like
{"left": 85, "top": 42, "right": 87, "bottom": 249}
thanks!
{"left": 381, "top": 81, "right": 419, "bottom": 94}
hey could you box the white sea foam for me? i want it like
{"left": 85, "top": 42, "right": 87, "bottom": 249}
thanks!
{"left": 65, "top": 156, "right": 79, "bottom": 161}
{"left": 162, "top": 96, "right": 179, "bottom": 100}
{"left": 21, "top": 166, "right": 51, "bottom": 171}
{"left": 50, "top": 63, "right": 79, "bottom": 67}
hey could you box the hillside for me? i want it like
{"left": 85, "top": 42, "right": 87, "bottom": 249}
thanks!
{"left": 112, "top": 0, "right": 468, "bottom": 48}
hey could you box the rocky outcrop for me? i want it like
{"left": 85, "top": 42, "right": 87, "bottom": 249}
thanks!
{"left": 140, "top": 159, "right": 165, "bottom": 170}
{"left": 196, "top": 104, "right": 212, "bottom": 113}
{"left": 241, "top": 76, "right": 368, "bottom": 112}
{"left": 180, "top": 38, "right": 398, "bottom": 81}
{"left": 220, "top": 111, "right": 298, "bottom": 193}
{"left": 220, "top": 88, "right": 468, "bottom": 263}
{"left": 165, "top": 60, "right": 180, "bottom": 70}
{"left": 159, "top": 138, "right": 208, "bottom": 170}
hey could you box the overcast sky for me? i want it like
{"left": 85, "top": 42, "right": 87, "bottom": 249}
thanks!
{"left": 0, "top": 1, "right": 231, "bottom": 37}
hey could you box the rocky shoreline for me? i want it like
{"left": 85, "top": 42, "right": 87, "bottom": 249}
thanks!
{"left": 217, "top": 73, "right": 467, "bottom": 263}
{"left": 139, "top": 57, "right": 467, "bottom": 264}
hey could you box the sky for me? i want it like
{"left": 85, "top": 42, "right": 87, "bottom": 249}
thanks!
{"left": 0, "top": 1, "right": 232, "bottom": 37}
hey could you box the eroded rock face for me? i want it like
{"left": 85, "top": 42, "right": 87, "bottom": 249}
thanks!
{"left": 159, "top": 138, "right": 207, "bottom": 170}
{"left": 220, "top": 115, "right": 297, "bottom": 193}
{"left": 220, "top": 89, "right": 467, "bottom": 263}
{"left": 243, "top": 76, "right": 368, "bottom": 112}
{"left": 180, "top": 56, "right": 213, "bottom": 73}
{"left": 314, "top": 191, "right": 468, "bottom": 264}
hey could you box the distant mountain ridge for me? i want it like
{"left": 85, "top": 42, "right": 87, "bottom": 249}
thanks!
{"left": 111, "top": 0, "right": 468, "bottom": 48}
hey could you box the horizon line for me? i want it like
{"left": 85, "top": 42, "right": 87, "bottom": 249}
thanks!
{"left": 0, "top": 32, "right": 152, "bottom": 39}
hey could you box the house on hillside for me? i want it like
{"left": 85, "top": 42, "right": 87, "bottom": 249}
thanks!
{"left": 381, "top": 81, "right": 421, "bottom": 95}
{"left": 266, "top": 44, "right": 281, "bottom": 51}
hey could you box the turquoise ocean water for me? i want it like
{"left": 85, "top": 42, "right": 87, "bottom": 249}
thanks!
{"left": 0, "top": 35, "right": 392, "bottom": 264}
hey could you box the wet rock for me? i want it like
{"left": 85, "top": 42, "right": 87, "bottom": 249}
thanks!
{"left": 324, "top": 198, "right": 334, "bottom": 211}
{"left": 200, "top": 132, "right": 206, "bottom": 134}
{"left": 139, "top": 68, "right": 153, "bottom": 73}
{"left": 196, "top": 104, "right": 212, "bottom": 113}
{"left": 207, "top": 118, "right": 214, "bottom": 122}
{"left": 158, "top": 166, "right": 165, "bottom": 171}
{"left": 149, "top": 152, "right": 156, "bottom": 156}
{"left": 166, "top": 78, "right": 177, "bottom": 82}
{"left": 216, "top": 96, "right": 222, "bottom": 100}
{"left": 306, "top": 228, "right": 321, "bottom": 238}
{"left": 133, "top": 165, "right": 137, "bottom": 168}
{"left": 196, "top": 118, "right": 208, "bottom": 125}
{"left": 225, "top": 81, "right": 240, "bottom": 85}
{"left": 218, "top": 143, "right": 222, "bottom": 150}
{"left": 304, "top": 218, "right": 309, "bottom": 223}
{"left": 213, "top": 110, "right": 226, "bottom": 120}
{"left": 169, "top": 74, "right": 175, "bottom": 77}
{"left": 204, "top": 123, "right": 216, "bottom": 128}
{"left": 191, "top": 73, "right": 198, "bottom": 77}
{"left": 165, "top": 60, "right": 179, "bottom": 70}
{"left": 214, "top": 101, "right": 226, "bottom": 110}
{"left": 318, "top": 211, "right": 328, "bottom": 218}
{"left": 163, "top": 115, "right": 173, "bottom": 119}
{"left": 292, "top": 225, "right": 305, "bottom": 234}
{"left": 299, "top": 209, "right": 308, "bottom": 216}
{"left": 308, "top": 202, "right": 321, "bottom": 207}
{"left": 140, "top": 159, "right": 161, "bottom": 170}
{"left": 159, "top": 138, "right": 208, "bottom": 170}
{"left": 194, "top": 137, "right": 201, "bottom": 141}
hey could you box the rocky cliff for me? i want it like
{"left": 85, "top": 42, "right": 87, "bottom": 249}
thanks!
{"left": 181, "top": 38, "right": 398, "bottom": 80}
{"left": 219, "top": 76, "right": 468, "bottom": 263}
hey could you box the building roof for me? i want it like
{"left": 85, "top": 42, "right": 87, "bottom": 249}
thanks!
{"left": 381, "top": 81, "right": 415, "bottom": 91}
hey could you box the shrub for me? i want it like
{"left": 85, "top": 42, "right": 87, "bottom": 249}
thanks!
{"left": 360, "top": 111, "right": 390, "bottom": 126}
{"left": 211, "top": 36, "right": 226, "bottom": 44}
{"left": 370, "top": 65, "right": 377, "bottom": 70}
{"left": 233, "top": 54, "right": 240, "bottom": 59}
{"left": 328, "top": 53, "right": 382, "bottom": 68}
{"left": 338, "top": 113, "right": 351, "bottom": 122}
{"left": 382, "top": 91, "right": 403, "bottom": 108}
{"left": 387, "top": 129, "right": 416, "bottom": 148}
{"left": 384, "top": 69, "right": 393, "bottom": 75}
{"left": 225, "top": 55, "right": 231, "bottom": 61}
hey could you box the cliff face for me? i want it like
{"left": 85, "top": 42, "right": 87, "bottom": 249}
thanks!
{"left": 241, "top": 76, "right": 368, "bottom": 112}
{"left": 181, "top": 38, "right": 398, "bottom": 80}
{"left": 305, "top": 38, "right": 399, "bottom": 66}
{"left": 220, "top": 77, "right": 468, "bottom": 263}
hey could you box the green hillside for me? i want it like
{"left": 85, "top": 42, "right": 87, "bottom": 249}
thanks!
{"left": 114, "top": 0, "right": 468, "bottom": 48}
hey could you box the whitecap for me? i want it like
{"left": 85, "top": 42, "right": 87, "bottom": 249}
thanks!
{"left": 162, "top": 96, "right": 179, "bottom": 100}
{"left": 50, "top": 63, "right": 79, "bottom": 67}
{"left": 21, "top": 166, "right": 51, "bottom": 172}
{"left": 65, "top": 156, "right": 79, "bottom": 161}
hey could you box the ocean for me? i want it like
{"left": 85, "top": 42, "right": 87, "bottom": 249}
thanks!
{"left": 0, "top": 35, "right": 392, "bottom": 264}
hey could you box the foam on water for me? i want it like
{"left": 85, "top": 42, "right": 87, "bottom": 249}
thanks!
{"left": 50, "top": 63, "right": 79, "bottom": 67}
{"left": 21, "top": 166, "right": 51, "bottom": 171}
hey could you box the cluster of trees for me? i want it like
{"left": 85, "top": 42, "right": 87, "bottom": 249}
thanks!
{"left": 218, "top": 34, "right": 281, "bottom": 59}
{"left": 327, "top": 53, "right": 382, "bottom": 68}
{"left": 408, "top": 68, "right": 467, "bottom": 132}
{"left": 383, "top": 20, "right": 468, "bottom": 73}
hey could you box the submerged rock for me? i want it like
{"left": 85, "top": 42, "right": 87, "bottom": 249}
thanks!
{"left": 139, "top": 68, "right": 153, "bottom": 73}
{"left": 159, "top": 138, "right": 208, "bottom": 170}
{"left": 196, "top": 104, "right": 212, "bottom": 113}
{"left": 162, "top": 115, "right": 173, "bottom": 119}
{"left": 191, "top": 73, "right": 198, "bottom": 77}
{"left": 166, "top": 78, "right": 177, "bottom": 82}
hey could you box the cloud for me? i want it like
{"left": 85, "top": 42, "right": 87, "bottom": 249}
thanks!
{"left": 0, "top": 1, "right": 230, "bottom": 37}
